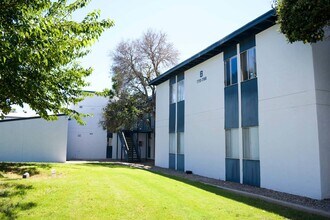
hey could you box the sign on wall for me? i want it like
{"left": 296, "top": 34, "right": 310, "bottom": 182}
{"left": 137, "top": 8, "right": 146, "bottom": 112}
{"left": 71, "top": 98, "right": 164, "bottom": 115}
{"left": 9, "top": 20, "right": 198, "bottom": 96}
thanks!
{"left": 197, "top": 70, "right": 207, "bottom": 84}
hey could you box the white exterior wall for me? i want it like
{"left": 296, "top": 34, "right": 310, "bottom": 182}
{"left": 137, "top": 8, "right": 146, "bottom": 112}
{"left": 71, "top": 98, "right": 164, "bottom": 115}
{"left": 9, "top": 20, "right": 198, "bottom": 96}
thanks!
{"left": 185, "top": 54, "right": 225, "bottom": 179}
{"left": 257, "top": 25, "right": 322, "bottom": 199}
{"left": 67, "top": 96, "right": 108, "bottom": 160}
{"left": 155, "top": 81, "right": 169, "bottom": 168}
{"left": 0, "top": 116, "right": 67, "bottom": 162}
{"left": 312, "top": 34, "right": 330, "bottom": 199}
{"left": 154, "top": 23, "right": 328, "bottom": 199}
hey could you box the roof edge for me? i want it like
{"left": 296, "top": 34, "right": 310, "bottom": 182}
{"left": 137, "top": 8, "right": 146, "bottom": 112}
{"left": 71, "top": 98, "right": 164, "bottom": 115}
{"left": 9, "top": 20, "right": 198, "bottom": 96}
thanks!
{"left": 0, "top": 114, "right": 66, "bottom": 123}
{"left": 150, "top": 9, "right": 276, "bottom": 86}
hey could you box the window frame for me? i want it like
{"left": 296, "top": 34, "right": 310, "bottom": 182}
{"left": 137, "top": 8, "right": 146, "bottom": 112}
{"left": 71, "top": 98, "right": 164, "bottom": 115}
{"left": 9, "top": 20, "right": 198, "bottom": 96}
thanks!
{"left": 242, "top": 126, "right": 259, "bottom": 160}
{"left": 240, "top": 47, "right": 257, "bottom": 82}
{"left": 169, "top": 133, "right": 176, "bottom": 154}
{"left": 177, "top": 80, "right": 184, "bottom": 102}
{"left": 224, "top": 56, "right": 238, "bottom": 87}
{"left": 177, "top": 132, "right": 184, "bottom": 154}
{"left": 170, "top": 82, "right": 177, "bottom": 104}
{"left": 225, "top": 128, "right": 239, "bottom": 159}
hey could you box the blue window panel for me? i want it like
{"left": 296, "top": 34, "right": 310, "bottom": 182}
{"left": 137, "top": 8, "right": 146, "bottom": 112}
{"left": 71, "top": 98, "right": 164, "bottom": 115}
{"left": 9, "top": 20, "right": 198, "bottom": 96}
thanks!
{"left": 169, "top": 153, "right": 176, "bottom": 169}
{"left": 231, "top": 57, "right": 237, "bottom": 84}
{"left": 225, "top": 60, "right": 231, "bottom": 86}
{"left": 240, "top": 35, "right": 256, "bottom": 52}
{"left": 224, "top": 84, "right": 239, "bottom": 129}
{"left": 170, "top": 76, "right": 176, "bottom": 85}
{"left": 226, "top": 158, "right": 240, "bottom": 183}
{"left": 243, "top": 159, "right": 260, "bottom": 187}
{"left": 177, "top": 101, "right": 185, "bottom": 132}
{"left": 224, "top": 44, "right": 237, "bottom": 60}
{"left": 241, "top": 78, "right": 258, "bottom": 127}
{"left": 169, "top": 103, "right": 176, "bottom": 133}
{"left": 177, "top": 154, "right": 185, "bottom": 171}
{"left": 177, "top": 72, "right": 184, "bottom": 82}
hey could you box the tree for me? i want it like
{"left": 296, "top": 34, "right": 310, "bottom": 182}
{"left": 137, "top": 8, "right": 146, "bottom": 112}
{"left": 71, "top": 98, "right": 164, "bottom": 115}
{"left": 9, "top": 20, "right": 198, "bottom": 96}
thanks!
{"left": 273, "top": 0, "right": 330, "bottom": 43}
{"left": 102, "top": 30, "right": 179, "bottom": 132}
{"left": 0, "top": 0, "right": 114, "bottom": 123}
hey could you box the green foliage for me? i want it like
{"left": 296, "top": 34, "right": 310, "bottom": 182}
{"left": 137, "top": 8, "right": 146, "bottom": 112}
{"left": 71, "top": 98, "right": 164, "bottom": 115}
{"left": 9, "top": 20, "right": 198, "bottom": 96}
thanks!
{"left": 0, "top": 0, "right": 114, "bottom": 123}
{"left": 101, "top": 92, "right": 147, "bottom": 132}
{"left": 275, "top": 0, "right": 330, "bottom": 43}
{"left": 103, "top": 30, "right": 178, "bottom": 132}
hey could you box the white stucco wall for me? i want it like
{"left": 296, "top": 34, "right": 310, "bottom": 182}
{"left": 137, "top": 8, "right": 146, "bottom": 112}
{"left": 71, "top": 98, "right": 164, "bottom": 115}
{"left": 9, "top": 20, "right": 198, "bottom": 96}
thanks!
{"left": 155, "top": 81, "right": 169, "bottom": 168}
{"left": 67, "top": 96, "right": 108, "bottom": 160}
{"left": 257, "top": 25, "right": 322, "bottom": 199}
{"left": 185, "top": 54, "right": 225, "bottom": 179}
{"left": 312, "top": 34, "right": 330, "bottom": 199}
{"left": 0, "top": 116, "right": 68, "bottom": 162}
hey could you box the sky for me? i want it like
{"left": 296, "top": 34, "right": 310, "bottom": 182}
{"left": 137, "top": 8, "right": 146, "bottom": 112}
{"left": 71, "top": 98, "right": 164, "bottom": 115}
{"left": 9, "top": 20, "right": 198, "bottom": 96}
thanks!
{"left": 9, "top": 0, "right": 273, "bottom": 116}
{"left": 75, "top": 0, "right": 273, "bottom": 92}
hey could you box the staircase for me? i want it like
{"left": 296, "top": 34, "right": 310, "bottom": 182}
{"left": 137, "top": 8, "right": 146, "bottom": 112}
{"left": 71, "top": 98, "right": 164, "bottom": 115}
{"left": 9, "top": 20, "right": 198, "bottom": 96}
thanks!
{"left": 119, "top": 131, "right": 141, "bottom": 162}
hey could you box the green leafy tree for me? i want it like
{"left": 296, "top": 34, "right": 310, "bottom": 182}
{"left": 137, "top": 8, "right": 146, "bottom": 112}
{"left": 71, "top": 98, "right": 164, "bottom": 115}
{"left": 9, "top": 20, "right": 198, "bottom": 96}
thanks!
{"left": 274, "top": 0, "right": 330, "bottom": 43}
{"left": 101, "top": 92, "right": 147, "bottom": 131}
{"left": 102, "top": 30, "right": 179, "bottom": 132}
{"left": 0, "top": 0, "right": 114, "bottom": 123}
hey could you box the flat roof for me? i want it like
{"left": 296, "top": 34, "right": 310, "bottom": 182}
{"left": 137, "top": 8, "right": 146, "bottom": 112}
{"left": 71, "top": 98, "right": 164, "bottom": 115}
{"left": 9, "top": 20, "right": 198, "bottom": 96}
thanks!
{"left": 150, "top": 10, "right": 276, "bottom": 86}
{"left": 0, "top": 114, "right": 66, "bottom": 123}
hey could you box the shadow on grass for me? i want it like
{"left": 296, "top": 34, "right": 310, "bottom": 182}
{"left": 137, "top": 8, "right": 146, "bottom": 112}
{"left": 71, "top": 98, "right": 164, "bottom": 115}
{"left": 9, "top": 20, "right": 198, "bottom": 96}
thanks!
{"left": 0, "top": 162, "right": 51, "bottom": 177}
{"left": 0, "top": 163, "right": 44, "bottom": 219}
{"left": 84, "top": 162, "right": 326, "bottom": 220}
{"left": 0, "top": 182, "right": 36, "bottom": 219}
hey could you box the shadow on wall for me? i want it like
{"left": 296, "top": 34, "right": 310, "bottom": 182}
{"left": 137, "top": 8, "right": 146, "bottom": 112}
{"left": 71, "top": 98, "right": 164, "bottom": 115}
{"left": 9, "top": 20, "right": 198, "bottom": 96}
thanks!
{"left": 0, "top": 163, "right": 51, "bottom": 219}
{"left": 85, "top": 162, "right": 326, "bottom": 220}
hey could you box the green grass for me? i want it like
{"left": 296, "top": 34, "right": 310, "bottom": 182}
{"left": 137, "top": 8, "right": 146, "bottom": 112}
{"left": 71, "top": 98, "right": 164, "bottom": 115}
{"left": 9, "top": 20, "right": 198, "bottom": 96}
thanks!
{"left": 0, "top": 162, "right": 326, "bottom": 220}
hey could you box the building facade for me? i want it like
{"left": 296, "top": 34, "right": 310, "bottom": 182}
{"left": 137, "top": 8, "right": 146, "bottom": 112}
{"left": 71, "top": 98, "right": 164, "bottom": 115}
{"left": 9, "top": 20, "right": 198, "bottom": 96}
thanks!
{"left": 67, "top": 95, "right": 155, "bottom": 161}
{"left": 150, "top": 11, "right": 330, "bottom": 200}
{"left": 67, "top": 95, "right": 109, "bottom": 160}
{"left": 0, "top": 115, "right": 68, "bottom": 162}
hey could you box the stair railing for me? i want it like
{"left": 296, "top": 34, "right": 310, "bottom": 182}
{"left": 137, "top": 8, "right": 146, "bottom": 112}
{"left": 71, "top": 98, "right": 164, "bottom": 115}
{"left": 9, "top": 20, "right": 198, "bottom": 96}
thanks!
{"left": 131, "top": 132, "right": 141, "bottom": 161}
{"left": 118, "top": 131, "right": 129, "bottom": 160}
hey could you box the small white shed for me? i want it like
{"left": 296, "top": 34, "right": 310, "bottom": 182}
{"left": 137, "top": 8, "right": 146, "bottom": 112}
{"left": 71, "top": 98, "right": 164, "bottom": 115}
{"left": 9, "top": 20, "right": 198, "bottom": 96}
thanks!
{"left": 0, "top": 115, "right": 68, "bottom": 162}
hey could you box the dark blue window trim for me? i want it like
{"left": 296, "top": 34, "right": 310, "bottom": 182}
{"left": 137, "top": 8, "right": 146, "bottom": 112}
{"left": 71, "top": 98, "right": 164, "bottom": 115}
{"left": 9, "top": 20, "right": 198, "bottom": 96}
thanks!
{"left": 240, "top": 35, "right": 256, "bottom": 52}
{"left": 241, "top": 78, "right": 258, "bottom": 127}
{"left": 224, "top": 84, "right": 239, "bottom": 129}
{"left": 177, "top": 101, "right": 184, "bottom": 132}
{"left": 177, "top": 72, "right": 184, "bottom": 82}
{"left": 224, "top": 44, "right": 237, "bottom": 60}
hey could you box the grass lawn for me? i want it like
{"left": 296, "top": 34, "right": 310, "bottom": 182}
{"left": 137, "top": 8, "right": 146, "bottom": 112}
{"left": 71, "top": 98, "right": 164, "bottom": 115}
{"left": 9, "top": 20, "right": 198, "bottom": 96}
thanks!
{"left": 0, "top": 162, "right": 326, "bottom": 219}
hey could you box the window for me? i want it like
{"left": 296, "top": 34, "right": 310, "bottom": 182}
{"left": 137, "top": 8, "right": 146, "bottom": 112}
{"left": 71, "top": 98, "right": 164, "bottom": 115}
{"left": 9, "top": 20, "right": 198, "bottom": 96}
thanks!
{"left": 243, "top": 126, "right": 259, "bottom": 160}
{"left": 170, "top": 83, "right": 177, "bottom": 104}
{"left": 177, "top": 132, "right": 184, "bottom": 154}
{"left": 225, "top": 129, "right": 239, "bottom": 158}
{"left": 177, "top": 80, "right": 184, "bottom": 102}
{"left": 240, "top": 47, "right": 257, "bottom": 81}
{"left": 169, "top": 133, "right": 176, "bottom": 154}
{"left": 224, "top": 56, "right": 238, "bottom": 86}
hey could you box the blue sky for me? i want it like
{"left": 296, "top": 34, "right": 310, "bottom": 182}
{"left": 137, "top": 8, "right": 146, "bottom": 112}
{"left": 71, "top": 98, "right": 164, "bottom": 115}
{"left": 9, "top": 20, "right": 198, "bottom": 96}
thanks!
{"left": 75, "top": 0, "right": 273, "bottom": 91}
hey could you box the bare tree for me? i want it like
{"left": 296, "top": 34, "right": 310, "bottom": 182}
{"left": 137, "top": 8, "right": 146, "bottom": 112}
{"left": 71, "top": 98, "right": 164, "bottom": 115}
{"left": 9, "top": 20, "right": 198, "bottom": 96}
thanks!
{"left": 102, "top": 30, "right": 179, "bottom": 132}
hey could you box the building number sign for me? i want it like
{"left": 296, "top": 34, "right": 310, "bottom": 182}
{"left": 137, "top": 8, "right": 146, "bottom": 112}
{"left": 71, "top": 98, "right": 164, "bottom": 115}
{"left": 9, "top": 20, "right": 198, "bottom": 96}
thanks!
{"left": 197, "top": 70, "right": 207, "bottom": 84}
